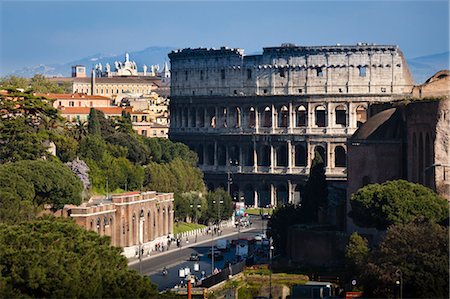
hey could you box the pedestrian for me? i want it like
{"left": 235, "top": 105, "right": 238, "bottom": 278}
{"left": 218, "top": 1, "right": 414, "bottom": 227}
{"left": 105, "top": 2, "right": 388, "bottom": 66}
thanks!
{"left": 186, "top": 236, "right": 189, "bottom": 244}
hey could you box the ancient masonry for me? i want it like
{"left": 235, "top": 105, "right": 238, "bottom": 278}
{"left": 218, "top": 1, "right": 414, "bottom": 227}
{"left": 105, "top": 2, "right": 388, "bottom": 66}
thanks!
{"left": 168, "top": 44, "right": 414, "bottom": 207}
{"left": 64, "top": 191, "right": 174, "bottom": 258}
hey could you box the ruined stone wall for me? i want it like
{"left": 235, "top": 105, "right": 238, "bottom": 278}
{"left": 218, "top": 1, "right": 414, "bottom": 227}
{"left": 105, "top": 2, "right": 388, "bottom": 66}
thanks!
{"left": 169, "top": 44, "right": 414, "bottom": 97}
{"left": 406, "top": 99, "right": 450, "bottom": 199}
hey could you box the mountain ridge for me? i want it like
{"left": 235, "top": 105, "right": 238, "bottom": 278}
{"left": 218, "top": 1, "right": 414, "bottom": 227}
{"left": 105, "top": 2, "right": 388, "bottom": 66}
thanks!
{"left": 6, "top": 47, "right": 449, "bottom": 85}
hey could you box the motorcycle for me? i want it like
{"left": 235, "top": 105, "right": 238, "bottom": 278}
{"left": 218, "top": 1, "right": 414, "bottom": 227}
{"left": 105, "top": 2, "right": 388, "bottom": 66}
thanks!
{"left": 162, "top": 267, "right": 168, "bottom": 276}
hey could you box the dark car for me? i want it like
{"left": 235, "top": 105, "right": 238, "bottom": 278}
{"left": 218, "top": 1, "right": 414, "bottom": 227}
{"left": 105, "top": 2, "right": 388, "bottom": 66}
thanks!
{"left": 207, "top": 249, "right": 224, "bottom": 260}
{"left": 189, "top": 252, "right": 200, "bottom": 261}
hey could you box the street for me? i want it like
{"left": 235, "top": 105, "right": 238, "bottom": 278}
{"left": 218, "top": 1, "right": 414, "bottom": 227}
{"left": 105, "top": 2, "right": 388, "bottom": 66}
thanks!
{"left": 128, "top": 216, "right": 267, "bottom": 291}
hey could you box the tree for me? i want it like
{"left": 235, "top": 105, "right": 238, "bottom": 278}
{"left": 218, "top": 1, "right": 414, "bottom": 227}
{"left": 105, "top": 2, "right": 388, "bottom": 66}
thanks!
{"left": 0, "top": 117, "right": 49, "bottom": 162}
{"left": 105, "top": 132, "right": 149, "bottom": 164}
{"left": 267, "top": 203, "right": 303, "bottom": 255}
{"left": 0, "top": 76, "right": 28, "bottom": 91}
{"left": 303, "top": 151, "right": 328, "bottom": 223}
{"left": 349, "top": 180, "right": 448, "bottom": 230}
{"left": 204, "top": 189, "right": 233, "bottom": 223}
{"left": 29, "top": 74, "right": 67, "bottom": 93}
{"left": 87, "top": 108, "right": 101, "bottom": 135}
{"left": 345, "top": 232, "right": 369, "bottom": 278}
{"left": 0, "top": 217, "right": 159, "bottom": 298}
{"left": 356, "top": 221, "right": 448, "bottom": 298}
{"left": 0, "top": 160, "right": 83, "bottom": 210}
{"left": 0, "top": 170, "right": 37, "bottom": 224}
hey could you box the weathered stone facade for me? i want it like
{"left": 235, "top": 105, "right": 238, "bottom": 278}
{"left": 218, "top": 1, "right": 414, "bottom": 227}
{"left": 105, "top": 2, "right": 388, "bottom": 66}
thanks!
{"left": 169, "top": 44, "right": 414, "bottom": 208}
{"left": 64, "top": 191, "right": 174, "bottom": 257}
{"left": 347, "top": 95, "right": 450, "bottom": 233}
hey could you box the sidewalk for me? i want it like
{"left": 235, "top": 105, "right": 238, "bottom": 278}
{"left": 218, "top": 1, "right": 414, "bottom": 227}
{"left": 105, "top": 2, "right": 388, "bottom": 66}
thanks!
{"left": 128, "top": 221, "right": 254, "bottom": 266}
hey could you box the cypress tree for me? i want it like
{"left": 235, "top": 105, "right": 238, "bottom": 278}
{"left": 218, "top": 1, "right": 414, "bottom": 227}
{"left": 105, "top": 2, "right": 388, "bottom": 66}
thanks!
{"left": 303, "top": 150, "right": 328, "bottom": 223}
{"left": 87, "top": 108, "right": 101, "bottom": 135}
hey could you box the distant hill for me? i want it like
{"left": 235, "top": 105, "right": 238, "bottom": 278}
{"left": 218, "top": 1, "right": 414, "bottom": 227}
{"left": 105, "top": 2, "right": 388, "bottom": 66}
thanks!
{"left": 6, "top": 48, "right": 449, "bottom": 84}
{"left": 9, "top": 46, "right": 176, "bottom": 78}
{"left": 407, "top": 51, "right": 449, "bottom": 84}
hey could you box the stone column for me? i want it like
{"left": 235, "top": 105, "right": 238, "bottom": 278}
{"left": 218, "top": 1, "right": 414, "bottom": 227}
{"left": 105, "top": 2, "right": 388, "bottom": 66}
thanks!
{"left": 255, "top": 106, "right": 260, "bottom": 134}
{"left": 287, "top": 180, "right": 293, "bottom": 204}
{"left": 271, "top": 104, "right": 276, "bottom": 133}
{"left": 270, "top": 184, "right": 275, "bottom": 207}
{"left": 326, "top": 142, "right": 332, "bottom": 173}
{"left": 309, "top": 104, "right": 315, "bottom": 129}
{"left": 287, "top": 140, "right": 293, "bottom": 173}
{"left": 254, "top": 189, "right": 258, "bottom": 208}
{"left": 327, "top": 103, "right": 333, "bottom": 129}
{"left": 253, "top": 140, "right": 258, "bottom": 173}
{"left": 181, "top": 107, "right": 185, "bottom": 128}
{"left": 215, "top": 106, "right": 219, "bottom": 128}
{"left": 204, "top": 107, "right": 209, "bottom": 128}
{"left": 225, "top": 146, "right": 230, "bottom": 167}
{"left": 270, "top": 144, "right": 275, "bottom": 173}
{"left": 288, "top": 102, "right": 293, "bottom": 133}
{"left": 214, "top": 141, "right": 218, "bottom": 167}
{"left": 239, "top": 146, "right": 243, "bottom": 169}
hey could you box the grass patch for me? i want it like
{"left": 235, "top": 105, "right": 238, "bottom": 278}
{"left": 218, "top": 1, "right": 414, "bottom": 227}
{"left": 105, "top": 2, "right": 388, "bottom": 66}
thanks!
{"left": 245, "top": 208, "right": 273, "bottom": 216}
{"left": 173, "top": 222, "right": 206, "bottom": 235}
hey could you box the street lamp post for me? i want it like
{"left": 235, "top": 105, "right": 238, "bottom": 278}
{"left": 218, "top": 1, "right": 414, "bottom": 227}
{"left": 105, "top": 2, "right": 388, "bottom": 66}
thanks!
{"left": 395, "top": 269, "right": 403, "bottom": 299}
{"left": 190, "top": 201, "right": 201, "bottom": 243}
{"left": 211, "top": 199, "right": 223, "bottom": 275}
{"left": 269, "top": 238, "right": 274, "bottom": 299}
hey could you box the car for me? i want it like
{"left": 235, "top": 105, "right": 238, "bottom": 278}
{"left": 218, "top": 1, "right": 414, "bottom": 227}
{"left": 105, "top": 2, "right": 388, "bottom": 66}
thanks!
{"left": 189, "top": 252, "right": 200, "bottom": 261}
{"left": 207, "top": 249, "right": 224, "bottom": 260}
{"left": 254, "top": 233, "right": 266, "bottom": 241}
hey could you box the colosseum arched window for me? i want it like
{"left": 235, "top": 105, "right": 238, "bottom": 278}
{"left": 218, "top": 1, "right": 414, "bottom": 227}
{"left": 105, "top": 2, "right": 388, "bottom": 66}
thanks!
{"left": 315, "top": 105, "right": 326, "bottom": 127}
{"left": 278, "top": 106, "right": 288, "bottom": 127}
{"left": 198, "top": 108, "right": 205, "bottom": 127}
{"left": 245, "top": 145, "right": 254, "bottom": 166}
{"left": 207, "top": 107, "right": 215, "bottom": 128}
{"left": 335, "top": 105, "right": 347, "bottom": 126}
{"left": 356, "top": 106, "right": 367, "bottom": 128}
{"left": 296, "top": 105, "right": 307, "bottom": 127}
{"left": 276, "top": 184, "right": 288, "bottom": 205}
{"left": 295, "top": 143, "right": 307, "bottom": 166}
{"left": 276, "top": 144, "right": 288, "bottom": 167}
{"left": 248, "top": 107, "right": 256, "bottom": 128}
{"left": 334, "top": 146, "right": 346, "bottom": 167}
{"left": 314, "top": 145, "right": 327, "bottom": 166}
{"left": 217, "top": 144, "right": 226, "bottom": 166}
{"left": 263, "top": 106, "right": 272, "bottom": 127}
{"left": 258, "top": 144, "right": 270, "bottom": 166}
{"left": 243, "top": 184, "right": 255, "bottom": 206}
{"left": 229, "top": 145, "right": 240, "bottom": 165}
{"left": 190, "top": 107, "right": 196, "bottom": 127}
{"left": 197, "top": 144, "right": 204, "bottom": 165}
{"left": 206, "top": 144, "right": 214, "bottom": 165}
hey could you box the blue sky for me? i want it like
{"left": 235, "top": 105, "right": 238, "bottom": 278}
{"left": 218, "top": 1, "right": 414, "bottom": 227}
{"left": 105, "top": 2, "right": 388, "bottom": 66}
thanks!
{"left": 0, "top": 0, "right": 449, "bottom": 75}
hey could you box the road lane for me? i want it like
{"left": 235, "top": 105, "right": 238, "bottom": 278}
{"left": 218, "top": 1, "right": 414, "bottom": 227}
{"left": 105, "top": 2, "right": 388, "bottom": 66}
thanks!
{"left": 129, "top": 217, "right": 267, "bottom": 291}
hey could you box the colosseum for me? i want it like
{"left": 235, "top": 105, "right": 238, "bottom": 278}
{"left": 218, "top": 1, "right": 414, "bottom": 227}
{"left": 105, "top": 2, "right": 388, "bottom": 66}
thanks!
{"left": 168, "top": 43, "right": 414, "bottom": 208}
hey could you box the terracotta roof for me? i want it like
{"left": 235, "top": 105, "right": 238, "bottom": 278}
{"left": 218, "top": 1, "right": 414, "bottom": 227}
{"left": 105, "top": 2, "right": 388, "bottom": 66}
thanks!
{"left": 351, "top": 108, "right": 403, "bottom": 141}
{"left": 60, "top": 107, "right": 132, "bottom": 115}
{"left": 35, "top": 93, "right": 111, "bottom": 100}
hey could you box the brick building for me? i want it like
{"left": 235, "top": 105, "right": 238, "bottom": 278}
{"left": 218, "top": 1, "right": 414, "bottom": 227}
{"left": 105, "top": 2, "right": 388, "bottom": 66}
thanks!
{"left": 64, "top": 191, "right": 174, "bottom": 258}
{"left": 347, "top": 70, "right": 450, "bottom": 233}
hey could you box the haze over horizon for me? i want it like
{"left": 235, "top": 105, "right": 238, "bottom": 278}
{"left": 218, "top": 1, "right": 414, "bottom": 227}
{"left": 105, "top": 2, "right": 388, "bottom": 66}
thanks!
{"left": 0, "top": 0, "right": 449, "bottom": 76}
